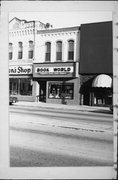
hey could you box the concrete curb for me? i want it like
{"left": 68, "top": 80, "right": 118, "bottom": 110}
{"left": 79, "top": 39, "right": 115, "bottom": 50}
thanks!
{"left": 13, "top": 101, "right": 111, "bottom": 114}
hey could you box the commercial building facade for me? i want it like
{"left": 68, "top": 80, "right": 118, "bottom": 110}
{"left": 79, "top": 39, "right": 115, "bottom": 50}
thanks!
{"left": 9, "top": 17, "right": 53, "bottom": 102}
{"left": 79, "top": 21, "right": 113, "bottom": 106}
{"left": 33, "top": 27, "right": 80, "bottom": 105}
{"left": 9, "top": 18, "right": 80, "bottom": 105}
{"left": 9, "top": 18, "right": 113, "bottom": 106}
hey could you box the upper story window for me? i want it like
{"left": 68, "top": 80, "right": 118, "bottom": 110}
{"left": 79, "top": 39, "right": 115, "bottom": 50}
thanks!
{"left": 28, "top": 41, "right": 34, "bottom": 59}
{"left": 45, "top": 42, "right": 51, "bottom": 62}
{"left": 18, "top": 42, "right": 23, "bottom": 59}
{"left": 56, "top": 41, "right": 62, "bottom": 61}
{"left": 9, "top": 43, "right": 13, "bottom": 60}
{"left": 68, "top": 40, "right": 74, "bottom": 61}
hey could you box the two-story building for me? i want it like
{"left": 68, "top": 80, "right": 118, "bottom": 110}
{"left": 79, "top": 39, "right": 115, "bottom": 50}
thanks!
{"left": 9, "top": 17, "right": 81, "bottom": 105}
{"left": 9, "top": 17, "right": 49, "bottom": 102}
{"left": 33, "top": 26, "right": 80, "bottom": 105}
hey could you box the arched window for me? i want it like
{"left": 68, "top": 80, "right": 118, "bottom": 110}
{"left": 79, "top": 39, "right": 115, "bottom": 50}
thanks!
{"left": 9, "top": 43, "right": 13, "bottom": 60}
{"left": 28, "top": 41, "right": 34, "bottom": 59}
{"left": 68, "top": 40, "right": 74, "bottom": 60}
{"left": 18, "top": 42, "right": 23, "bottom": 59}
{"left": 45, "top": 42, "right": 51, "bottom": 61}
{"left": 56, "top": 41, "right": 62, "bottom": 61}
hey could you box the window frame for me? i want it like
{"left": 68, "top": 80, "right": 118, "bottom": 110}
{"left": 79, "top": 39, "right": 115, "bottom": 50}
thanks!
{"left": 9, "top": 43, "right": 13, "bottom": 60}
{"left": 45, "top": 41, "right": 51, "bottom": 62}
{"left": 18, "top": 42, "right": 23, "bottom": 59}
{"left": 28, "top": 40, "right": 34, "bottom": 59}
{"left": 68, "top": 39, "right": 74, "bottom": 61}
{"left": 56, "top": 41, "right": 63, "bottom": 61}
{"left": 48, "top": 82, "right": 74, "bottom": 100}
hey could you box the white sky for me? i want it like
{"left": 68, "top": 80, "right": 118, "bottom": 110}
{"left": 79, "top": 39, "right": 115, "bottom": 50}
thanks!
{"left": 9, "top": 11, "right": 112, "bottom": 28}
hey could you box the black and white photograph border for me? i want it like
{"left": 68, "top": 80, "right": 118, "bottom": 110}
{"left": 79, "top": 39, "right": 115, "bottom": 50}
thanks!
{"left": 0, "top": 0, "right": 118, "bottom": 179}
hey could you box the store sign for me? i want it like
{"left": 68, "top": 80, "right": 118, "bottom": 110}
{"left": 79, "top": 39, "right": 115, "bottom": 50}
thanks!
{"left": 9, "top": 66, "right": 32, "bottom": 75}
{"left": 35, "top": 66, "right": 74, "bottom": 75}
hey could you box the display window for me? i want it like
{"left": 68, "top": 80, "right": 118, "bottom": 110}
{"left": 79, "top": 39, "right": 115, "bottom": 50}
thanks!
{"left": 48, "top": 82, "right": 74, "bottom": 99}
{"left": 9, "top": 78, "right": 32, "bottom": 96}
{"left": 10, "top": 79, "right": 18, "bottom": 95}
{"left": 20, "top": 78, "right": 32, "bottom": 95}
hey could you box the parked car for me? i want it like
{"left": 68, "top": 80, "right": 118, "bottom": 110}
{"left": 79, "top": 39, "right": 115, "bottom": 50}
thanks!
{"left": 9, "top": 96, "right": 18, "bottom": 105}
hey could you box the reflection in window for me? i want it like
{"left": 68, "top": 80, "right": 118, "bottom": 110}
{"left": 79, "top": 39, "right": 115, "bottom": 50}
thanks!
{"left": 18, "top": 42, "right": 23, "bottom": 59}
{"left": 9, "top": 79, "right": 18, "bottom": 95}
{"left": 56, "top": 41, "right": 62, "bottom": 61}
{"left": 28, "top": 41, "right": 34, "bottom": 59}
{"left": 9, "top": 43, "right": 13, "bottom": 60}
{"left": 68, "top": 40, "right": 74, "bottom": 60}
{"left": 48, "top": 82, "right": 74, "bottom": 99}
{"left": 20, "top": 78, "right": 32, "bottom": 95}
{"left": 45, "top": 42, "right": 51, "bottom": 61}
{"left": 9, "top": 78, "right": 32, "bottom": 96}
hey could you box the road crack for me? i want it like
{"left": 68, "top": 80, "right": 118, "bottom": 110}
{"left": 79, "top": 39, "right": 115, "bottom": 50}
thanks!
{"left": 35, "top": 122, "right": 105, "bottom": 133}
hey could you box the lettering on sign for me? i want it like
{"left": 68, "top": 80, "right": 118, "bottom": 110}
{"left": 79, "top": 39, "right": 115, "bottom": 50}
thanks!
{"left": 35, "top": 66, "right": 74, "bottom": 74}
{"left": 9, "top": 66, "right": 32, "bottom": 74}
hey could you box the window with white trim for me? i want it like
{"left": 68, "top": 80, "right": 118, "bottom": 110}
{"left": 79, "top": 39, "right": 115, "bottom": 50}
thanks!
{"left": 56, "top": 41, "right": 62, "bottom": 61}
{"left": 68, "top": 40, "right": 74, "bottom": 60}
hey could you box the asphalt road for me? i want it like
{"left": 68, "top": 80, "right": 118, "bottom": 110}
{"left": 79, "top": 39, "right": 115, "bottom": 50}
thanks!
{"left": 9, "top": 105, "right": 113, "bottom": 167}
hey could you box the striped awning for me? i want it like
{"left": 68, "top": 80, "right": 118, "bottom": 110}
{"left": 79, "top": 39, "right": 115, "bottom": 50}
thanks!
{"left": 92, "top": 74, "right": 112, "bottom": 88}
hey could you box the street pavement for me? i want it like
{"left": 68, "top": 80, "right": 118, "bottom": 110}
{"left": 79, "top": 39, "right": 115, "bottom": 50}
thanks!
{"left": 10, "top": 104, "right": 113, "bottom": 133}
{"left": 10, "top": 101, "right": 113, "bottom": 133}
{"left": 9, "top": 103, "right": 113, "bottom": 167}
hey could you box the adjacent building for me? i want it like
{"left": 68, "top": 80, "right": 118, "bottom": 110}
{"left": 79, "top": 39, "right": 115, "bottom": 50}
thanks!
{"left": 79, "top": 21, "right": 113, "bottom": 106}
{"left": 9, "top": 17, "right": 51, "bottom": 102}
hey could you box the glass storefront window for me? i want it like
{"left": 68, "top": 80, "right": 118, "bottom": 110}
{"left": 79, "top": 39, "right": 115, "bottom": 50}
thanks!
{"left": 9, "top": 79, "right": 19, "bottom": 95}
{"left": 9, "top": 78, "right": 32, "bottom": 96}
{"left": 48, "top": 82, "right": 74, "bottom": 99}
{"left": 20, "top": 78, "right": 32, "bottom": 96}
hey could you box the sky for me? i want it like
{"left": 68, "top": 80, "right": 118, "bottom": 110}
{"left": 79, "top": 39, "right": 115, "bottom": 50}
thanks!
{"left": 9, "top": 11, "right": 112, "bottom": 28}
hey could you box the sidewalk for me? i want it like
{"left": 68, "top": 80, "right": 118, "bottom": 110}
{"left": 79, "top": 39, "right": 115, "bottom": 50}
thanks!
{"left": 14, "top": 101, "right": 112, "bottom": 114}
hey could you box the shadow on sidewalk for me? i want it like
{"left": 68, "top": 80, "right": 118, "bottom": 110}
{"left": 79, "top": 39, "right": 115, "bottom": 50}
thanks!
{"left": 90, "top": 109, "right": 113, "bottom": 115}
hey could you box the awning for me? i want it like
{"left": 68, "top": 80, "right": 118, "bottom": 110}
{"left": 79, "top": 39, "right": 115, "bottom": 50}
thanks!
{"left": 92, "top": 74, "right": 112, "bottom": 88}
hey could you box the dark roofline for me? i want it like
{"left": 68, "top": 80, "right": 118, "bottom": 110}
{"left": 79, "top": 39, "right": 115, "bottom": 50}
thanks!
{"left": 37, "top": 26, "right": 80, "bottom": 34}
{"left": 80, "top": 20, "right": 112, "bottom": 27}
{"left": 9, "top": 17, "right": 22, "bottom": 23}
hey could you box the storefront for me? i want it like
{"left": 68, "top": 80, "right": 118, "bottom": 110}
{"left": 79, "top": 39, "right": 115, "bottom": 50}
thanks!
{"left": 80, "top": 74, "right": 112, "bottom": 106}
{"left": 33, "top": 62, "right": 80, "bottom": 105}
{"left": 91, "top": 74, "right": 112, "bottom": 106}
{"left": 9, "top": 65, "right": 35, "bottom": 101}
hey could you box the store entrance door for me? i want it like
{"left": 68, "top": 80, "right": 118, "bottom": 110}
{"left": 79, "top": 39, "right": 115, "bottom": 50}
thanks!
{"left": 39, "top": 82, "right": 46, "bottom": 102}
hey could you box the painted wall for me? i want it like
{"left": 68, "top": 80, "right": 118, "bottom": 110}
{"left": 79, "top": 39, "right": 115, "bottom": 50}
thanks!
{"left": 35, "top": 27, "right": 80, "bottom": 63}
{"left": 80, "top": 21, "right": 112, "bottom": 74}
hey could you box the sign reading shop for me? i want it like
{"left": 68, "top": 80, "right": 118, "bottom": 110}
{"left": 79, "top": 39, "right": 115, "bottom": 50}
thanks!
{"left": 35, "top": 66, "right": 74, "bottom": 75}
{"left": 9, "top": 65, "right": 32, "bottom": 75}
